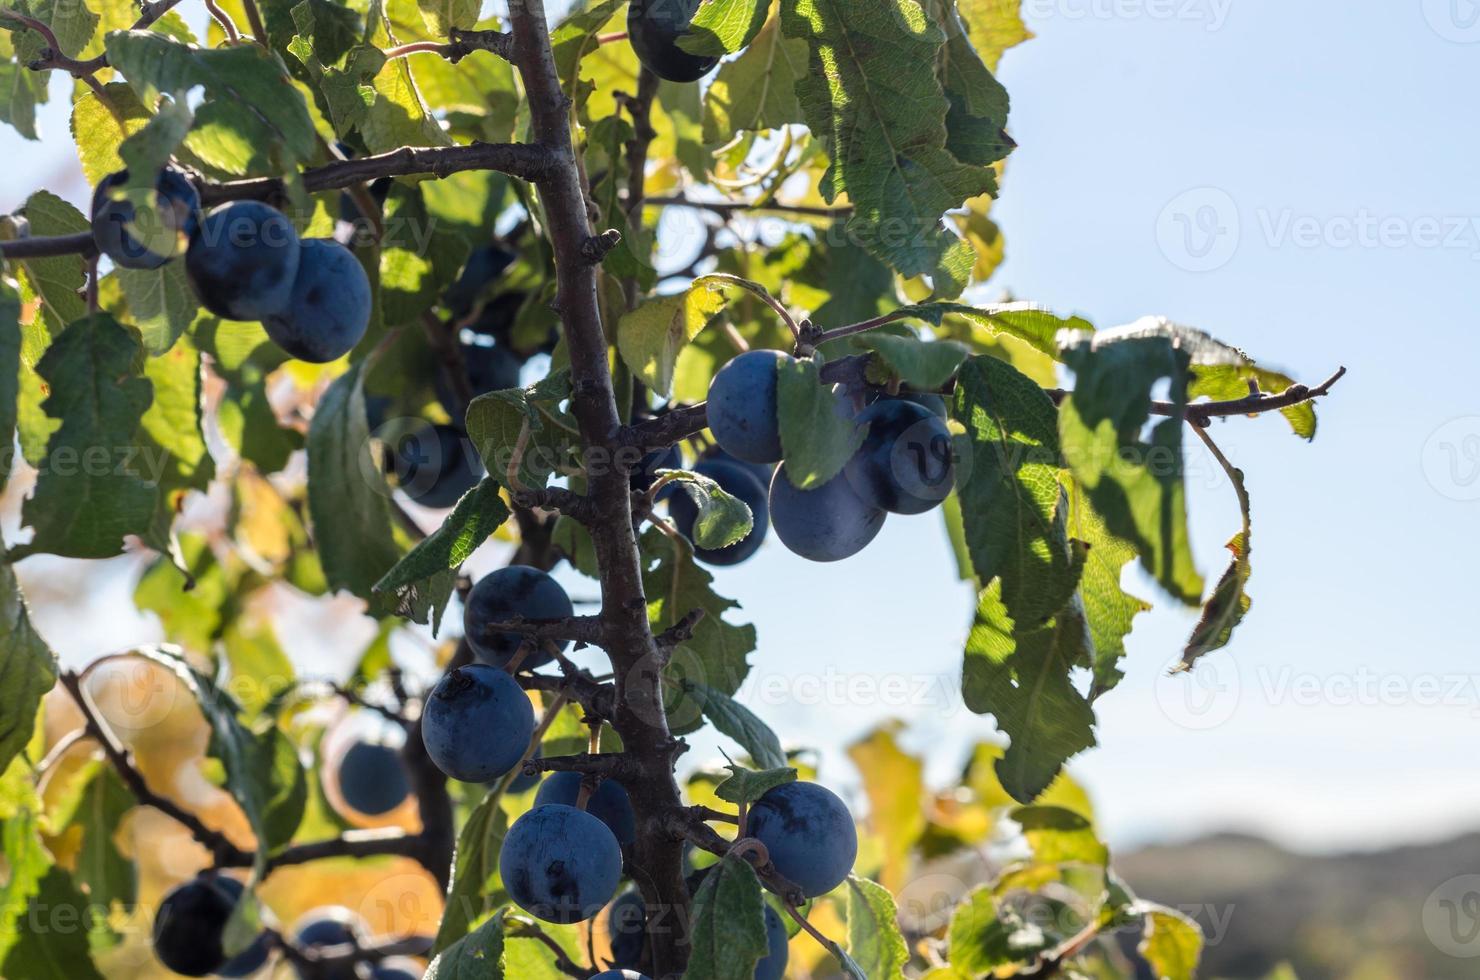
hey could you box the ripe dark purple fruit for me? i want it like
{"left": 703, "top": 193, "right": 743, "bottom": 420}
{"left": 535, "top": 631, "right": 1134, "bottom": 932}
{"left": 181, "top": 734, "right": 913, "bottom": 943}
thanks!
{"left": 845, "top": 398, "right": 955, "bottom": 514}
{"left": 706, "top": 350, "right": 793, "bottom": 464}
{"left": 534, "top": 770, "right": 637, "bottom": 845}
{"left": 500, "top": 804, "right": 623, "bottom": 923}
{"left": 769, "top": 464, "right": 886, "bottom": 562}
{"left": 421, "top": 664, "right": 535, "bottom": 782}
{"left": 291, "top": 907, "right": 367, "bottom": 980}
{"left": 630, "top": 444, "right": 683, "bottom": 495}
{"left": 391, "top": 421, "right": 483, "bottom": 509}
{"left": 755, "top": 904, "right": 789, "bottom": 980}
{"left": 464, "top": 565, "right": 575, "bottom": 669}
{"left": 152, "top": 875, "right": 261, "bottom": 977}
{"left": 443, "top": 243, "right": 519, "bottom": 317}
{"left": 334, "top": 740, "right": 409, "bottom": 817}
{"left": 186, "top": 201, "right": 301, "bottom": 320}
{"left": 628, "top": 0, "right": 720, "bottom": 82}
{"left": 90, "top": 168, "right": 199, "bottom": 270}
{"left": 263, "top": 238, "right": 372, "bottom": 363}
{"left": 591, "top": 972, "right": 652, "bottom": 980}
{"left": 369, "top": 958, "right": 422, "bottom": 980}
{"left": 747, "top": 781, "right": 858, "bottom": 898}
{"left": 667, "top": 459, "right": 769, "bottom": 566}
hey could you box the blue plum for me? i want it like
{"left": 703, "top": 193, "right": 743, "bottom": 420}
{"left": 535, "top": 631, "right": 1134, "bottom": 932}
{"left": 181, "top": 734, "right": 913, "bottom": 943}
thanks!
{"left": 845, "top": 398, "right": 955, "bottom": 514}
{"left": 444, "top": 243, "right": 518, "bottom": 317}
{"left": 699, "top": 446, "right": 775, "bottom": 490}
{"left": 755, "top": 905, "right": 789, "bottom": 980}
{"left": 291, "top": 908, "right": 366, "bottom": 980}
{"left": 152, "top": 875, "right": 264, "bottom": 977}
{"left": 464, "top": 566, "right": 575, "bottom": 669}
{"left": 706, "top": 350, "right": 793, "bottom": 464}
{"left": 421, "top": 664, "right": 535, "bottom": 782}
{"left": 590, "top": 972, "right": 652, "bottom": 980}
{"left": 186, "top": 201, "right": 301, "bottom": 320}
{"left": 335, "top": 740, "right": 409, "bottom": 817}
{"left": 500, "top": 804, "right": 624, "bottom": 923}
{"left": 667, "top": 459, "right": 769, "bottom": 566}
{"left": 369, "top": 958, "right": 422, "bottom": 980}
{"left": 263, "top": 238, "right": 372, "bottom": 363}
{"left": 768, "top": 465, "right": 886, "bottom": 562}
{"left": 90, "top": 168, "right": 199, "bottom": 270}
{"left": 747, "top": 781, "right": 857, "bottom": 898}
{"left": 534, "top": 770, "right": 637, "bottom": 845}
{"left": 392, "top": 422, "right": 483, "bottom": 509}
{"left": 628, "top": 0, "right": 719, "bottom": 82}
{"left": 605, "top": 890, "right": 647, "bottom": 969}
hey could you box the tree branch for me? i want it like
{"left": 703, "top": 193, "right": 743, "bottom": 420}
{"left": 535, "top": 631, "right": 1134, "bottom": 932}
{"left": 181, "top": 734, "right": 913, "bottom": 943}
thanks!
{"left": 57, "top": 671, "right": 251, "bottom": 866}
{"left": 646, "top": 195, "right": 852, "bottom": 220}
{"left": 481, "top": 613, "right": 606, "bottom": 647}
{"left": 385, "top": 28, "right": 515, "bottom": 63}
{"left": 523, "top": 751, "right": 641, "bottom": 780}
{"left": 622, "top": 364, "right": 1350, "bottom": 453}
{"left": 0, "top": 231, "right": 99, "bottom": 259}
{"left": 199, "top": 142, "right": 559, "bottom": 206}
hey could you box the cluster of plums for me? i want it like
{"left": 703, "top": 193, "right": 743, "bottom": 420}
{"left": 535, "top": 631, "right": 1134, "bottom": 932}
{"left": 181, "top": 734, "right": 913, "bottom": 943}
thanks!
{"left": 152, "top": 880, "right": 417, "bottom": 979}
{"left": 90, "top": 168, "right": 372, "bottom": 364}
{"left": 648, "top": 349, "right": 955, "bottom": 565}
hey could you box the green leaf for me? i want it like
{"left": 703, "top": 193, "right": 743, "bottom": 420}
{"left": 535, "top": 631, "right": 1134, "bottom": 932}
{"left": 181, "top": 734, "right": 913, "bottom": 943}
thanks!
{"left": 432, "top": 793, "right": 509, "bottom": 953}
{"left": 114, "top": 260, "right": 201, "bottom": 355}
{"left": 861, "top": 333, "right": 968, "bottom": 391}
{"left": 416, "top": 0, "right": 477, "bottom": 34}
{"left": 1066, "top": 478, "right": 1150, "bottom": 699}
{"left": 1010, "top": 804, "right": 1108, "bottom": 867}
{"left": 681, "top": 0, "right": 772, "bottom": 57}
{"left": 701, "top": 14, "right": 807, "bottom": 143}
{"left": 951, "top": 355, "right": 1076, "bottom": 626}
{"left": 1059, "top": 332, "right": 1202, "bottom": 605}
{"left": 1, "top": 868, "right": 106, "bottom": 980}
{"left": 466, "top": 370, "right": 579, "bottom": 491}
{"left": 926, "top": 0, "right": 1013, "bottom": 169}
{"left": 21, "top": 0, "right": 99, "bottom": 58}
{"left": 686, "top": 681, "right": 787, "bottom": 769}
{"left": 957, "top": 0, "right": 1033, "bottom": 70}
{"left": 65, "top": 766, "right": 137, "bottom": 910}
{"left": 0, "top": 280, "right": 21, "bottom": 493}
{"left": 139, "top": 333, "right": 215, "bottom": 497}
{"left": 105, "top": 32, "right": 317, "bottom": 167}
{"left": 1182, "top": 529, "right": 1251, "bottom": 672}
{"left": 1137, "top": 903, "right": 1204, "bottom": 980}
{"left": 641, "top": 528, "right": 756, "bottom": 729}
{"left": 897, "top": 301, "right": 1093, "bottom": 360}
{"left": 779, "top": 0, "right": 996, "bottom": 285}
{"left": 713, "top": 763, "right": 796, "bottom": 805}
{"left": 617, "top": 280, "right": 731, "bottom": 398}
{"left": 374, "top": 478, "right": 511, "bottom": 627}
{"left": 17, "top": 191, "right": 89, "bottom": 327}
{"left": 307, "top": 360, "right": 404, "bottom": 601}
{"left": 777, "top": 355, "right": 866, "bottom": 489}
{"left": 684, "top": 854, "right": 771, "bottom": 980}
{"left": 379, "top": 182, "right": 476, "bottom": 326}
{"left": 427, "top": 908, "right": 506, "bottom": 979}
{"left": 16, "top": 314, "right": 159, "bottom": 560}
{"left": 0, "top": 804, "right": 51, "bottom": 964}
{"left": 846, "top": 876, "right": 909, "bottom": 979}
{"left": 947, "top": 886, "right": 1015, "bottom": 974}
{"left": 963, "top": 579, "right": 1096, "bottom": 803}
{"left": 666, "top": 469, "right": 755, "bottom": 550}
{"left": 550, "top": 0, "right": 625, "bottom": 95}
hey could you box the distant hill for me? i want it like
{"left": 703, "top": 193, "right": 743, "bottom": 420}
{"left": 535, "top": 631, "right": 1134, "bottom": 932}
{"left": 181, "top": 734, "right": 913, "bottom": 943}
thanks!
{"left": 1117, "top": 831, "right": 1480, "bottom": 979}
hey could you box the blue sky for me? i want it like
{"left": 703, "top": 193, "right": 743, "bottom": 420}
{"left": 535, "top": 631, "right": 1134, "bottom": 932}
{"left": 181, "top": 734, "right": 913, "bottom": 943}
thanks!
{"left": 5, "top": 1, "right": 1479, "bottom": 854}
